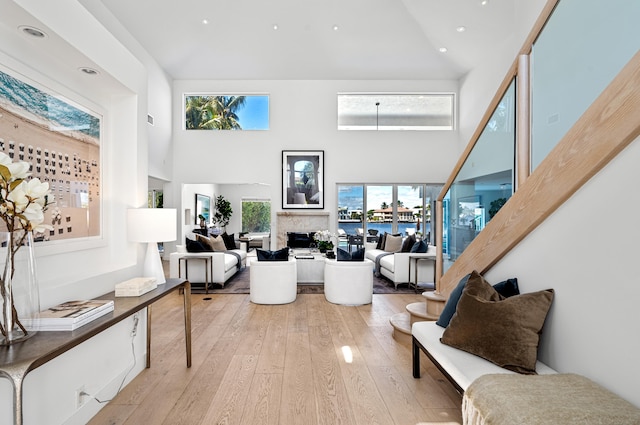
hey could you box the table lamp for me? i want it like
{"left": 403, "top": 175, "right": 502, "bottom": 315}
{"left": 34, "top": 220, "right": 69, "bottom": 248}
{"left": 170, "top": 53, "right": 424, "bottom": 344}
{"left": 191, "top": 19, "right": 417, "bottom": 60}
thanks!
{"left": 127, "top": 208, "right": 177, "bottom": 284}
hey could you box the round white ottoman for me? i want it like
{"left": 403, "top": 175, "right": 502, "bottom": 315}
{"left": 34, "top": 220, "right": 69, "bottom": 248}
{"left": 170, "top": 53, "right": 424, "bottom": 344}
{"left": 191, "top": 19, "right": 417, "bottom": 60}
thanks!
{"left": 324, "top": 259, "right": 374, "bottom": 305}
{"left": 249, "top": 258, "right": 297, "bottom": 304}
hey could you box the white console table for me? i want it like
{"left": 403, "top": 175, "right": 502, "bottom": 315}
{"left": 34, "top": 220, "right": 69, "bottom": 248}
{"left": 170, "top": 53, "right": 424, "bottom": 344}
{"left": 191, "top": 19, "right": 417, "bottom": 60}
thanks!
{"left": 0, "top": 278, "right": 191, "bottom": 425}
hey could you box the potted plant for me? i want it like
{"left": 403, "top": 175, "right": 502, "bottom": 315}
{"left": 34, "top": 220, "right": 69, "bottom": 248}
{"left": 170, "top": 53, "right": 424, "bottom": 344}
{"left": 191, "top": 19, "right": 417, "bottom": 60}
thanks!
{"left": 212, "top": 195, "right": 233, "bottom": 230}
{"left": 314, "top": 230, "right": 335, "bottom": 253}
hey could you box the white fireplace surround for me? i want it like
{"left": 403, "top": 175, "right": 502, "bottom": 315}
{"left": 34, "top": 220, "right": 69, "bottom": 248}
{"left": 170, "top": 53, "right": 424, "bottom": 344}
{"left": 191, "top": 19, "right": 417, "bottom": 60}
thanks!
{"left": 276, "top": 211, "right": 330, "bottom": 249}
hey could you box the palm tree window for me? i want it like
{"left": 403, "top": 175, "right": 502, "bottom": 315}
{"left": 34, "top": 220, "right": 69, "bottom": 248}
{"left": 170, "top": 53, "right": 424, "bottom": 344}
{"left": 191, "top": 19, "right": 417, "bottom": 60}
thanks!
{"left": 184, "top": 95, "right": 269, "bottom": 130}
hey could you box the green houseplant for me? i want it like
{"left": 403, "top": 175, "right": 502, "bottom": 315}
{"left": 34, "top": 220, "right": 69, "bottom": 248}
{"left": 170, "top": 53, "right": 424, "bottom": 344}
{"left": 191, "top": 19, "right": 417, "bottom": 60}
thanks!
{"left": 212, "top": 195, "right": 233, "bottom": 229}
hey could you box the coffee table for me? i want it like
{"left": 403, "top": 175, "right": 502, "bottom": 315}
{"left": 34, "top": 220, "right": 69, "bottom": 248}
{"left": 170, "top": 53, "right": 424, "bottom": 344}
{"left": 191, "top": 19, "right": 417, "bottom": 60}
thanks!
{"left": 292, "top": 250, "right": 325, "bottom": 284}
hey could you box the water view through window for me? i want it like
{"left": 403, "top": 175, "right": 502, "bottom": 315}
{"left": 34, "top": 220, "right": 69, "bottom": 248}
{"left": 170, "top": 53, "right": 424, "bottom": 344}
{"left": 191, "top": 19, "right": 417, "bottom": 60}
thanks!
{"left": 337, "top": 184, "right": 442, "bottom": 246}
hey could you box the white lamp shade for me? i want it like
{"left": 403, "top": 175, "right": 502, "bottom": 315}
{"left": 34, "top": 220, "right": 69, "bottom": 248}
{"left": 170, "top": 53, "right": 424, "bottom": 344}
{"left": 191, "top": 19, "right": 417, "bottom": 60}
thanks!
{"left": 127, "top": 208, "right": 177, "bottom": 242}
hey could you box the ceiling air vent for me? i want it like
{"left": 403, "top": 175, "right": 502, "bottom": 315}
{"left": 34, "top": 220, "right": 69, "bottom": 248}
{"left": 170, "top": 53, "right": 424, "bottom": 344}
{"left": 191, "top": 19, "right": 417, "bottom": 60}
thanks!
{"left": 147, "top": 114, "right": 154, "bottom": 126}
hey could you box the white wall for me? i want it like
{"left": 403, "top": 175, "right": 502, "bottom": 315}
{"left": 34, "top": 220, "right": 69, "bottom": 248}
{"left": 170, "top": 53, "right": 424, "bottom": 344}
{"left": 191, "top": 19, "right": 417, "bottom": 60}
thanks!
{"left": 458, "top": 0, "right": 547, "bottom": 149}
{"left": 0, "top": 1, "right": 152, "bottom": 423}
{"left": 169, "top": 79, "right": 461, "bottom": 242}
{"left": 485, "top": 135, "right": 640, "bottom": 407}
{"left": 79, "top": 0, "right": 174, "bottom": 181}
{"left": 181, "top": 183, "right": 215, "bottom": 243}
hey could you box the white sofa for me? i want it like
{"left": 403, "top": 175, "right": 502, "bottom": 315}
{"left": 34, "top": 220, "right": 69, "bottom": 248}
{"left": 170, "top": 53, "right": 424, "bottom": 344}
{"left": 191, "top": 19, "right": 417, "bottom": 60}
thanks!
{"left": 364, "top": 241, "right": 436, "bottom": 289}
{"left": 169, "top": 245, "right": 247, "bottom": 287}
{"left": 324, "top": 259, "right": 374, "bottom": 305}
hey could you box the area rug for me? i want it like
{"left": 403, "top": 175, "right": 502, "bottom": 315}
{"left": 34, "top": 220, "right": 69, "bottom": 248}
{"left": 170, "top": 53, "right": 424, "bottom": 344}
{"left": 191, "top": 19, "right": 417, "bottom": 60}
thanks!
{"left": 187, "top": 266, "right": 422, "bottom": 295}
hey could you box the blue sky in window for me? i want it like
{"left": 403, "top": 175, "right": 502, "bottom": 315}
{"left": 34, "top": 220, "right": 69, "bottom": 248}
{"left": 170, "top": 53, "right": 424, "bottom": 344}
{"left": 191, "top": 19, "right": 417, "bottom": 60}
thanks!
{"left": 236, "top": 95, "right": 269, "bottom": 130}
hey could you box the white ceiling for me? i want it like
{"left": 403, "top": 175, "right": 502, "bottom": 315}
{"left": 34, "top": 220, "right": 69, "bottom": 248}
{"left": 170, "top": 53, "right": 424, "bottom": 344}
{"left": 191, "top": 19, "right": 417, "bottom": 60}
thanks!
{"left": 98, "top": 0, "right": 517, "bottom": 81}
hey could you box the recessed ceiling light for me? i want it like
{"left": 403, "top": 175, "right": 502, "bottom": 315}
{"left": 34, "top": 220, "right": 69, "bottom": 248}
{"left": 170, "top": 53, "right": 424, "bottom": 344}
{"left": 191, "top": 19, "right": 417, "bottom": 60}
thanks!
{"left": 273, "top": 24, "right": 279, "bottom": 30}
{"left": 456, "top": 26, "right": 466, "bottom": 32}
{"left": 439, "top": 47, "right": 448, "bottom": 53}
{"left": 481, "top": 0, "right": 489, "bottom": 5}
{"left": 78, "top": 67, "right": 99, "bottom": 76}
{"left": 333, "top": 25, "right": 339, "bottom": 31}
{"left": 19, "top": 25, "right": 47, "bottom": 39}
{"left": 202, "top": 19, "right": 209, "bottom": 25}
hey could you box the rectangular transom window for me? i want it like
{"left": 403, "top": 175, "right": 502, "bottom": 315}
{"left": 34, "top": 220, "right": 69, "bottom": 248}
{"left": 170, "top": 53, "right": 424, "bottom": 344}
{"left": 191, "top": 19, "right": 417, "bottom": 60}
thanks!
{"left": 337, "top": 93, "right": 454, "bottom": 131}
{"left": 184, "top": 94, "right": 269, "bottom": 130}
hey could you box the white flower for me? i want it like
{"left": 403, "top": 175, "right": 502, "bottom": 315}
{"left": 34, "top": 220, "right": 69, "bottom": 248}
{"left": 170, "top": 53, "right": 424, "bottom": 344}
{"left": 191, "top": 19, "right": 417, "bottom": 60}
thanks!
{"left": 0, "top": 155, "right": 52, "bottom": 234}
{"left": 0, "top": 152, "right": 30, "bottom": 180}
{"left": 314, "top": 230, "right": 335, "bottom": 242}
{"left": 21, "top": 202, "right": 45, "bottom": 226}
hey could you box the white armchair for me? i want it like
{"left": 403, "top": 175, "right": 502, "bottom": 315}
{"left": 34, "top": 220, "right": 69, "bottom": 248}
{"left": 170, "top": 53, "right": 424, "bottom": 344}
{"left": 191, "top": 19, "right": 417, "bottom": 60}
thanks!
{"left": 324, "top": 259, "right": 374, "bottom": 305}
{"left": 249, "top": 258, "right": 297, "bottom": 304}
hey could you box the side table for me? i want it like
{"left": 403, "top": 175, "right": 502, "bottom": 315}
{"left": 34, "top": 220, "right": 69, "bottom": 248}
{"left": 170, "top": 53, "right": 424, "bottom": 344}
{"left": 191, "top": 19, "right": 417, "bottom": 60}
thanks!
{"left": 408, "top": 254, "right": 436, "bottom": 293}
{"left": 179, "top": 256, "right": 211, "bottom": 293}
{"left": 238, "top": 236, "right": 253, "bottom": 252}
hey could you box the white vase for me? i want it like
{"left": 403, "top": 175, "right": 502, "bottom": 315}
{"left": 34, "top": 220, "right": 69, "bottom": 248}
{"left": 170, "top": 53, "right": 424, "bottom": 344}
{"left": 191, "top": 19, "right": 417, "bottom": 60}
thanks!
{"left": 0, "top": 230, "right": 40, "bottom": 345}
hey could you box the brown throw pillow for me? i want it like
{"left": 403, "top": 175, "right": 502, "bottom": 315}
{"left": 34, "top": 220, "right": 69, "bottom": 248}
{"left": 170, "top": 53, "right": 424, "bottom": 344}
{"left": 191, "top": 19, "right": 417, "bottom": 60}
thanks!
{"left": 441, "top": 271, "right": 554, "bottom": 374}
{"left": 209, "top": 235, "right": 227, "bottom": 251}
{"left": 195, "top": 234, "right": 214, "bottom": 251}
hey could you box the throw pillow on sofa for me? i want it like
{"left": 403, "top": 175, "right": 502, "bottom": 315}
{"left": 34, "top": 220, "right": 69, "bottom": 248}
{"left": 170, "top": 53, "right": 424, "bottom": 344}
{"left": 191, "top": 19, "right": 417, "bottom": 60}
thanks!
{"left": 221, "top": 232, "right": 236, "bottom": 250}
{"left": 195, "top": 234, "right": 214, "bottom": 251}
{"left": 186, "top": 237, "right": 208, "bottom": 252}
{"left": 401, "top": 234, "right": 416, "bottom": 252}
{"left": 410, "top": 240, "right": 428, "bottom": 253}
{"left": 440, "top": 272, "right": 554, "bottom": 374}
{"left": 384, "top": 234, "right": 402, "bottom": 252}
{"left": 256, "top": 247, "right": 289, "bottom": 261}
{"left": 196, "top": 234, "right": 226, "bottom": 251}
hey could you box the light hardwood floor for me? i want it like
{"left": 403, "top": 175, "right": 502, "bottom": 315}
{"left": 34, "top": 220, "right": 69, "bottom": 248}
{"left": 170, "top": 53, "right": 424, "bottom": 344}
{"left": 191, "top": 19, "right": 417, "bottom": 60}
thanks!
{"left": 88, "top": 292, "right": 462, "bottom": 425}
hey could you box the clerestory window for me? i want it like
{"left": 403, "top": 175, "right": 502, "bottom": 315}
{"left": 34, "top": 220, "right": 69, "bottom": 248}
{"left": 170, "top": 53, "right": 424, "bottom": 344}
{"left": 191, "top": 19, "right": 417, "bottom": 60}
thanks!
{"left": 184, "top": 94, "right": 269, "bottom": 130}
{"left": 337, "top": 93, "right": 454, "bottom": 131}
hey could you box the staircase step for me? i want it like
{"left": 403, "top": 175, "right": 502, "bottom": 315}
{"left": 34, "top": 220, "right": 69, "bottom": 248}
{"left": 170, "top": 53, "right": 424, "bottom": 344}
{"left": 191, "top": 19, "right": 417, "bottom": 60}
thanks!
{"left": 389, "top": 312, "right": 412, "bottom": 344}
{"left": 406, "top": 301, "right": 439, "bottom": 322}
{"left": 423, "top": 291, "right": 446, "bottom": 302}
{"left": 423, "top": 291, "right": 446, "bottom": 317}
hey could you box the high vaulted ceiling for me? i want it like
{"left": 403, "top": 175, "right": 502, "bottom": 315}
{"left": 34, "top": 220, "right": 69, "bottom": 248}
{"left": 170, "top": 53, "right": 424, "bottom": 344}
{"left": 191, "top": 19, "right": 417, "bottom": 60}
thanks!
{"left": 99, "top": 0, "right": 517, "bottom": 81}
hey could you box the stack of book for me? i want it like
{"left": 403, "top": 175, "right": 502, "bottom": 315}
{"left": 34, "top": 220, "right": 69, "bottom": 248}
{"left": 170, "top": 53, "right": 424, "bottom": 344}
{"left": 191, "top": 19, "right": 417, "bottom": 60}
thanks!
{"left": 26, "top": 299, "right": 115, "bottom": 331}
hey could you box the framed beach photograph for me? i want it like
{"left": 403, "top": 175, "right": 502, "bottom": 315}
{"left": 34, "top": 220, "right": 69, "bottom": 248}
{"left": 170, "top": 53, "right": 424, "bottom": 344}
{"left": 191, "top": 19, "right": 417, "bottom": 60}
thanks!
{"left": 282, "top": 150, "right": 324, "bottom": 209}
{"left": 195, "top": 194, "right": 211, "bottom": 224}
{"left": 0, "top": 65, "right": 102, "bottom": 242}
